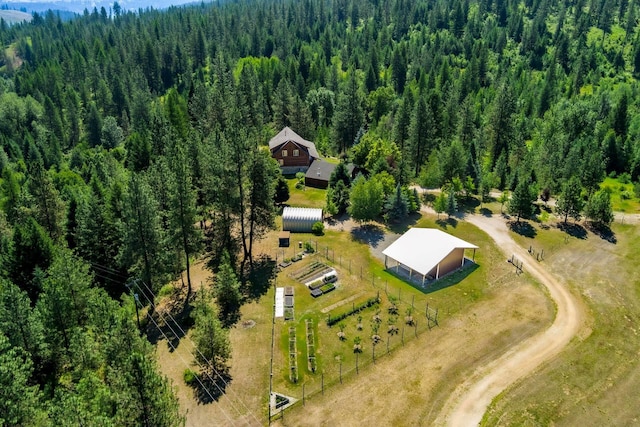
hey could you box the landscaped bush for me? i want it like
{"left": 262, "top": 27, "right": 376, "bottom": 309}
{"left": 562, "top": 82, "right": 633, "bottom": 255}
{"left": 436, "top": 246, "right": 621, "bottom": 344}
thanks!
{"left": 183, "top": 369, "right": 197, "bottom": 386}
{"left": 304, "top": 241, "right": 315, "bottom": 253}
{"left": 311, "top": 221, "right": 324, "bottom": 235}
{"left": 326, "top": 295, "right": 380, "bottom": 326}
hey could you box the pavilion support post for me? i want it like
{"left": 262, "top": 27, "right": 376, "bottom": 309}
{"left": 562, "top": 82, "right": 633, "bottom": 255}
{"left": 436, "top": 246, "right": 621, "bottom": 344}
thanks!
{"left": 473, "top": 248, "right": 476, "bottom": 261}
{"left": 436, "top": 264, "right": 440, "bottom": 280}
{"left": 384, "top": 255, "right": 387, "bottom": 268}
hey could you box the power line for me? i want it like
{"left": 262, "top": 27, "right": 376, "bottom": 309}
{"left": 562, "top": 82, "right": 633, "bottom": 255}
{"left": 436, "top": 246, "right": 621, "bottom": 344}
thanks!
{"left": 134, "top": 280, "right": 261, "bottom": 427}
{"left": 144, "top": 312, "right": 238, "bottom": 427}
{"left": 89, "top": 261, "right": 262, "bottom": 426}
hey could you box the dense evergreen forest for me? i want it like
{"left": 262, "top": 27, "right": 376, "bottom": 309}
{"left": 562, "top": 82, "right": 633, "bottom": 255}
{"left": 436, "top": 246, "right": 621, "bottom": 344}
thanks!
{"left": 1, "top": 0, "right": 639, "bottom": 423}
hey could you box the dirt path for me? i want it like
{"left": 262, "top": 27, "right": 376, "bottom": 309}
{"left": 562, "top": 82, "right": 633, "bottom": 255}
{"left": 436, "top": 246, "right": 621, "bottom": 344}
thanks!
{"left": 435, "top": 214, "right": 584, "bottom": 426}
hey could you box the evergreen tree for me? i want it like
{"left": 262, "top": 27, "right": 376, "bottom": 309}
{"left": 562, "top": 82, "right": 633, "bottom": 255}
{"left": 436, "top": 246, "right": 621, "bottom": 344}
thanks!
{"left": 508, "top": 180, "right": 537, "bottom": 222}
{"left": 167, "top": 140, "right": 202, "bottom": 300}
{"left": 556, "top": 176, "right": 585, "bottom": 224}
{"left": 121, "top": 173, "right": 167, "bottom": 294}
{"left": 584, "top": 189, "right": 614, "bottom": 226}
{"left": 274, "top": 174, "right": 290, "bottom": 205}
{"left": 384, "top": 184, "right": 409, "bottom": 222}
{"left": 0, "top": 333, "right": 44, "bottom": 426}
{"left": 329, "top": 161, "right": 352, "bottom": 188}
{"left": 213, "top": 251, "right": 242, "bottom": 326}
{"left": 192, "top": 289, "right": 231, "bottom": 376}
{"left": 332, "top": 68, "right": 364, "bottom": 153}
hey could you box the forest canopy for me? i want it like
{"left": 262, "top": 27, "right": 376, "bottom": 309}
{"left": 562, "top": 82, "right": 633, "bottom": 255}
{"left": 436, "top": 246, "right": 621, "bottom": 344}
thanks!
{"left": 1, "top": 0, "right": 639, "bottom": 422}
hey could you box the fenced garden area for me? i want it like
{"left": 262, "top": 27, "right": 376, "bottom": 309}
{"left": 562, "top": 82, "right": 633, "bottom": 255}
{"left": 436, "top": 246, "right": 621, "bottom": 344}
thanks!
{"left": 269, "top": 232, "right": 452, "bottom": 421}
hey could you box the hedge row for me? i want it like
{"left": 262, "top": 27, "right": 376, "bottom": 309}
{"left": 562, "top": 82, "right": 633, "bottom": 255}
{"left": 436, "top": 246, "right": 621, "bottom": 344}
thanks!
{"left": 326, "top": 295, "right": 380, "bottom": 326}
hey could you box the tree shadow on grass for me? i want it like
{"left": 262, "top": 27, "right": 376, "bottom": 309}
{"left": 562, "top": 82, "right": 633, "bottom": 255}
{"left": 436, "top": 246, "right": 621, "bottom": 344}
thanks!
{"left": 190, "top": 370, "right": 232, "bottom": 404}
{"left": 479, "top": 207, "right": 493, "bottom": 217}
{"left": 435, "top": 217, "right": 458, "bottom": 229}
{"left": 557, "top": 222, "right": 587, "bottom": 239}
{"left": 459, "top": 197, "right": 481, "bottom": 213}
{"left": 146, "top": 303, "right": 194, "bottom": 351}
{"left": 386, "top": 212, "right": 420, "bottom": 234}
{"left": 508, "top": 220, "right": 537, "bottom": 238}
{"left": 244, "top": 255, "right": 277, "bottom": 302}
{"left": 586, "top": 222, "right": 617, "bottom": 244}
{"left": 351, "top": 224, "right": 385, "bottom": 248}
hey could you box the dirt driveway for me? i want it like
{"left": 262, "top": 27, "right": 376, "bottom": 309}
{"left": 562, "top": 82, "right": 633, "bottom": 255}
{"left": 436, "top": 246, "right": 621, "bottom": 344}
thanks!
{"left": 435, "top": 214, "right": 585, "bottom": 426}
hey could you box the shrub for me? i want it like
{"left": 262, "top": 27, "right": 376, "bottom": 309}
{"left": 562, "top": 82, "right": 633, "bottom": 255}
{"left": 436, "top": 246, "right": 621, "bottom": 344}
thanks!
{"left": 619, "top": 172, "right": 631, "bottom": 184}
{"left": 620, "top": 191, "right": 631, "bottom": 200}
{"left": 311, "top": 221, "right": 324, "bottom": 235}
{"left": 327, "top": 295, "right": 380, "bottom": 326}
{"left": 304, "top": 241, "right": 315, "bottom": 253}
{"left": 183, "top": 369, "right": 197, "bottom": 386}
{"left": 158, "top": 284, "right": 176, "bottom": 298}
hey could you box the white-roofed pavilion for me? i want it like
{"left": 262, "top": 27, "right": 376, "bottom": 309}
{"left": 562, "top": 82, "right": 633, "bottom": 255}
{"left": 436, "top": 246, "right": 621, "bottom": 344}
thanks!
{"left": 382, "top": 228, "right": 477, "bottom": 285}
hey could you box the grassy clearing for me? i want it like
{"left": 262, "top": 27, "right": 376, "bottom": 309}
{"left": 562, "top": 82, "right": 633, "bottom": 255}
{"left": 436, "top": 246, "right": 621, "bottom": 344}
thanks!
{"left": 285, "top": 175, "right": 326, "bottom": 208}
{"left": 599, "top": 177, "right": 640, "bottom": 213}
{"left": 483, "top": 220, "right": 640, "bottom": 426}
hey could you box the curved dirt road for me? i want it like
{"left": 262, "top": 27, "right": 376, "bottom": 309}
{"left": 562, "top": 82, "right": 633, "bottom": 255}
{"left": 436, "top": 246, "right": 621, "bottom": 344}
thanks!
{"left": 436, "top": 214, "right": 584, "bottom": 426}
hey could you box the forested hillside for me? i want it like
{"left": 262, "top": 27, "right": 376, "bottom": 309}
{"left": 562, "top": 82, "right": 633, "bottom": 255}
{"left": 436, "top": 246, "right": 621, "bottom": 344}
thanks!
{"left": 0, "top": 0, "right": 639, "bottom": 424}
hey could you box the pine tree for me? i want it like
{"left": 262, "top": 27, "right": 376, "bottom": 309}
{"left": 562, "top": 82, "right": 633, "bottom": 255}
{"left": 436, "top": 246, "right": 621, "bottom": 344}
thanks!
{"left": 584, "top": 189, "right": 614, "bottom": 226}
{"left": 556, "top": 177, "right": 585, "bottom": 224}
{"left": 508, "top": 180, "right": 536, "bottom": 222}
{"left": 332, "top": 68, "right": 364, "bottom": 153}
{"left": 121, "top": 173, "right": 167, "bottom": 295}
{"left": 213, "top": 252, "right": 242, "bottom": 326}
{"left": 192, "top": 289, "right": 231, "bottom": 376}
{"left": 167, "top": 140, "right": 202, "bottom": 300}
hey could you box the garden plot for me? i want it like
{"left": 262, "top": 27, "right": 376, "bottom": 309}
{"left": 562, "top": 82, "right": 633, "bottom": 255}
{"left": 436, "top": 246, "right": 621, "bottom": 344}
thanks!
{"left": 291, "top": 261, "right": 338, "bottom": 297}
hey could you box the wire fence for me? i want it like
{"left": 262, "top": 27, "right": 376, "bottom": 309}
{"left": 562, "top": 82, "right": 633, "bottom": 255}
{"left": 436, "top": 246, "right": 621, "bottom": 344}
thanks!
{"left": 268, "top": 242, "right": 442, "bottom": 423}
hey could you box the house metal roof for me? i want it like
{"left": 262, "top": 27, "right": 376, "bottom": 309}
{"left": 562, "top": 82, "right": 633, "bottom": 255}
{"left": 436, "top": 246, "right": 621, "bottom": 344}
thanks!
{"left": 268, "top": 126, "right": 320, "bottom": 159}
{"left": 382, "top": 228, "right": 478, "bottom": 277}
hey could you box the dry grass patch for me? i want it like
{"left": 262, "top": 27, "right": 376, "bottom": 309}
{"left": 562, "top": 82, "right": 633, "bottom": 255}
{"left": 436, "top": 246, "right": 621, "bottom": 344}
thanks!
{"left": 483, "top": 222, "right": 640, "bottom": 426}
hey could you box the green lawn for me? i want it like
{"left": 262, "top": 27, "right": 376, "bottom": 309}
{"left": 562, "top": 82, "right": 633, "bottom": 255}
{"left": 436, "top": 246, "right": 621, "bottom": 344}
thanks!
{"left": 285, "top": 175, "right": 327, "bottom": 209}
{"left": 599, "top": 177, "right": 640, "bottom": 213}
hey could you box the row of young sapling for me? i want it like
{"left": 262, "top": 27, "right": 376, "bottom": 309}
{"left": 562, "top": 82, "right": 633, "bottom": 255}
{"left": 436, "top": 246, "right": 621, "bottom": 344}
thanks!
{"left": 329, "top": 292, "right": 425, "bottom": 357}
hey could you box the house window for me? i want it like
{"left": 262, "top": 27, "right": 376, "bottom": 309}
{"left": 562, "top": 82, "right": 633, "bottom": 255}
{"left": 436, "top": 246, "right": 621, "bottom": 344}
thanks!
{"left": 293, "top": 149, "right": 300, "bottom": 157}
{"left": 278, "top": 159, "right": 284, "bottom": 166}
{"left": 282, "top": 150, "right": 288, "bottom": 157}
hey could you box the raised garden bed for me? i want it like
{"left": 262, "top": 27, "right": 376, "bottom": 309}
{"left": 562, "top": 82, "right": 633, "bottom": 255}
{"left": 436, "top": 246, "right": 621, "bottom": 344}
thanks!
{"left": 309, "top": 280, "right": 324, "bottom": 290}
{"left": 310, "top": 288, "right": 323, "bottom": 298}
{"left": 284, "top": 295, "right": 294, "bottom": 307}
{"left": 284, "top": 307, "right": 294, "bottom": 320}
{"left": 284, "top": 286, "right": 294, "bottom": 296}
{"left": 320, "top": 283, "right": 336, "bottom": 294}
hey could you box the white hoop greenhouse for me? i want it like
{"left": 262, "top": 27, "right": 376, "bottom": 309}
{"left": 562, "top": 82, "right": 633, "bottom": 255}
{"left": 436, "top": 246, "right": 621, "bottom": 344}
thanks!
{"left": 282, "top": 207, "right": 323, "bottom": 232}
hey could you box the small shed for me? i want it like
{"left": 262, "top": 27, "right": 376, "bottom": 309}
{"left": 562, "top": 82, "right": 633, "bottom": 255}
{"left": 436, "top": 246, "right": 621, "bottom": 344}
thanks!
{"left": 282, "top": 207, "right": 323, "bottom": 233}
{"left": 279, "top": 231, "right": 291, "bottom": 247}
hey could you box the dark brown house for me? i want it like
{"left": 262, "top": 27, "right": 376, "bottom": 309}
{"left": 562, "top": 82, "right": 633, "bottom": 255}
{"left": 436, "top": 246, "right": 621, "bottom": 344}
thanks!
{"left": 269, "top": 127, "right": 320, "bottom": 174}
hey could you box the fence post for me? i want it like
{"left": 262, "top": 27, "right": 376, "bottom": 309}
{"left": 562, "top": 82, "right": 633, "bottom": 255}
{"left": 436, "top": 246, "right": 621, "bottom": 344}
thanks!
{"left": 387, "top": 336, "right": 390, "bottom": 354}
{"left": 402, "top": 325, "right": 405, "bottom": 345}
{"left": 415, "top": 320, "right": 418, "bottom": 337}
{"left": 412, "top": 295, "right": 414, "bottom": 310}
{"left": 303, "top": 384, "right": 305, "bottom": 406}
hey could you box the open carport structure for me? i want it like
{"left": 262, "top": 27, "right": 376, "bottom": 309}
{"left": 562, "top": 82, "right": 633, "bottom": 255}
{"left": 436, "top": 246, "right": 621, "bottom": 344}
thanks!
{"left": 382, "top": 228, "right": 478, "bottom": 286}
